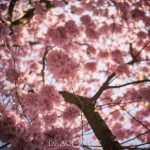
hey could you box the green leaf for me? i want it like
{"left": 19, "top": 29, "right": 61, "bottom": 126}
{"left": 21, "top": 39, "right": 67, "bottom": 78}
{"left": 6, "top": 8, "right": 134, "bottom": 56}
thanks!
{"left": 10, "top": 8, "right": 35, "bottom": 27}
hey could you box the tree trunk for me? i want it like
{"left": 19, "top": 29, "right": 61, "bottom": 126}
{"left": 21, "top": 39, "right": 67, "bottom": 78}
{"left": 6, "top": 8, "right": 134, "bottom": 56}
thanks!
{"left": 60, "top": 91, "right": 123, "bottom": 150}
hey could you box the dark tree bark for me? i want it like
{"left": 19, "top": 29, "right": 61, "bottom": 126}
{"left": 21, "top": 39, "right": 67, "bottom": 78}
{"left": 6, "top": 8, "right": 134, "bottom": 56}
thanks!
{"left": 60, "top": 91, "right": 123, "bottom": 150}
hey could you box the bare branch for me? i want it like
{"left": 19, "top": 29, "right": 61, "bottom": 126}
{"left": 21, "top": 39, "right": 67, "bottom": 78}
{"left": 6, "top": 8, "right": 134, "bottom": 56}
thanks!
{"left": 129, "top": 43, "right": 134, "bottom": 59}
{"left": 123, "top": 143, "right": 150, "bottom": 150}
{"left": 119, "top": 105, "right": 150, "bottom": 131}
{"left": 91, "top": 73, "right": 116, "bottom": 103}
{"left": 40, "top": 0, "right": 55, "bottom": 9}
{"left": 92, "top": 41, "right": 150, "bottom": 106}
{"left": 60, "top": 91, "right": 123, "bottom": 150}
{"left": 135, "top": 41, "right": 150, "bottom": 59}
{"left": 8, "top": 0, "right": 18, "bottom": 20}
{"left": 5, "top": 44, "right": 31, "bottom": 124}
{"left": 128, "top": 41, "right": 150, "bottom": 65}
{"left": 107, "top": 79, "right": 150, "bottom": 89}
{"left": 121, "top": 130, "right": 150, "bottom": 144}
{"left": 41, "top": 48, "right": 49, "bottom": 85}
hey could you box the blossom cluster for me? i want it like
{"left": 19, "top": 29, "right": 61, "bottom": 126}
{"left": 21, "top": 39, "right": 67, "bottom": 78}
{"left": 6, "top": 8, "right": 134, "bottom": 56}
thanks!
{"left": 21, "top": 85, "right": 62, "bottom": 118}
{"left": 124, "top": 87, "right": 150, "bottom": 103}
{"left": 62, "top": 104, "right": 80, "bottom": 121}
{"left": 6, "top": 68, "right": 19, "bottom": 83}
{"left": 0, "top": 103, "right": 29, "bottom": 149}
{"left": 0, "top": 84, "right": 80, "bottom": 149}
{"left": 47, "top": 47, "right": 80, "bottom": 80}
{"left": 0, "top": 22, "right": 9, "bottom": 42}
{"left": 0, "top": 105, "right": 77, "bottom": 150}
{"left": 116, "top": 63, "right": 130, "bottom": 76}
{"left": 48, "top": 20, "right": 78, "bottom": 46}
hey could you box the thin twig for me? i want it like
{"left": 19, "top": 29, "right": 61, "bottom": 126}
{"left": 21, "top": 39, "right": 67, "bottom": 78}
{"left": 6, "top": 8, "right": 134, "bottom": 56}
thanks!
{"left": 119, "top": 105, "right": 150, "bottom": 131}
{"left": 91, "top": 72, "right": 116, "bottom": 103}
{"left": 108, "top": 79, "right": 150, "bottom": 89}
{"left": 0, "top": 143, "right": 10, "bottom": 149}
{"left": 5, "top": 43, "right": 31, "bottom": 124}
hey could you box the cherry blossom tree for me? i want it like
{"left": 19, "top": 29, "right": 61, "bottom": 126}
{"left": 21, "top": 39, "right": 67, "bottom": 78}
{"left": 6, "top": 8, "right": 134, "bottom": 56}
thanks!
{"left": 0, "top": 0, "right": 150, "bottom": 150}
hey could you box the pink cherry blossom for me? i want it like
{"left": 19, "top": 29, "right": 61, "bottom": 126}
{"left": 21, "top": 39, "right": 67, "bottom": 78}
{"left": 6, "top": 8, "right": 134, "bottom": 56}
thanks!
{"left": 65, "top": 20, "right": 78, "bottom": 35}
{"left": 85, "top": 27, "right": 98, "bottom": 39}
{"left": 62, "top": 104, "right": 80, "bottom": 121}
{"left": 84, "top": 62, "right": 97, "bottom": 72}
{"left": 80, "top": 15, "right": 92, "bottom": 27}
{"left": 48, "top": 28, "right": 67, "bottom": 46}
{"left": 6, "top": 68, "right": 19, "bottom": 83}
{"left": 21, "top": 92, "right": 40, "bottom": 118}
{"left": 0, "top": 1, "right": 150, "bottom": 149}
{"left": 116, "top": 63, "right": 130, "bottom": 76}
{"left": 45, "top": 127, "right": 74, "bottom": 148}
{"left": 86, "top": 45, "right": 96, "bottom": 55}
{"left": 43, "top": 113, "right": 57, "bottom": 125}
{"left": 112, "top": 123, "right": 125, "bottom": 140}
{"left": 71, "top": 5, "right": 83, "bottom": 14}
{"left": 39, "top": 85, "right": 61, "bottom": 107}
{"left": 33, "top": 1, "right": 46, "bottom": 16}
{"left": 137, "top": 87, "right": 150, "bottom": 102}
{"left": 47, "top": 47, "right": 79, "bottom": 79}
{"left": 0, "top": 22, "right": 9, "bottom": 42}
{"left": 131, "top": 9, "right": 145, "bottom": 20}
{"left": 98, "top": 51, "right": 109, "bottom": 58}
{"left": 111, "top": 50, "right": 124, "bottom": 63}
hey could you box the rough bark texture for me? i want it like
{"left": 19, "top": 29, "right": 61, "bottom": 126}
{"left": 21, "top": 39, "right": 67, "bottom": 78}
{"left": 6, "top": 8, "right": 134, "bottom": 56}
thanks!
{"left": 60, "top": 91, "right": 123, "bottom": 150}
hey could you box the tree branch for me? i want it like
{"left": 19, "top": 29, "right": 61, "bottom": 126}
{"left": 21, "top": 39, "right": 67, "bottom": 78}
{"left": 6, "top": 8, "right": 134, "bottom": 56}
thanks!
{"left": 129, "top": 43, "right": 134, "bottom": 59}
{"left": 91, "top": 73, "right": 116, "bottom": 103}
{"left": 107, "top": 79, "right": 150, "bottom": 89}
{"left": 119, "top": 105, "right": 150, "bottom": 131}
{"left": 60, "top": 91, "right": 123, "bottom": 150}
{"left": 9, "top": 0, "right": 55, "bottom": 28}
{"left": 40, "top": 0, "right": 55, "bottom": 9}
{"left": 10, "top": 8, "right": 35, "bottom": 27}
{"left": 91, "top": 41, "right": 150, "bottom": 105}
{"left": 8, "top": 0, "right": 18, "bottom": 20}
{"left": 128, "top": 41, "right": 150, "bottom": 65}
{"left": 5, "top": 44, "right": 31, "bottom": 124}
{"left": 41, "top": 48, "right": 49, "bottom": 85}
{"left": 0, "top": 143, "right": 10, "bottom": 149}
{"left": 121, "top": 130, "right": 150, "bottom": 144}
